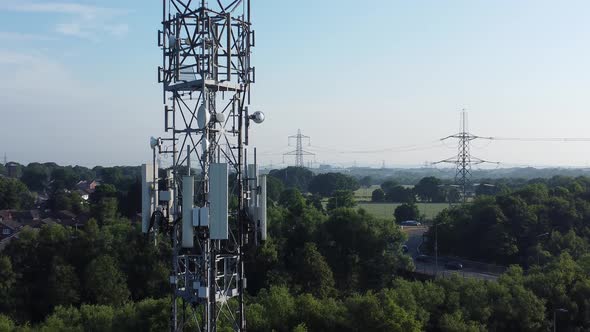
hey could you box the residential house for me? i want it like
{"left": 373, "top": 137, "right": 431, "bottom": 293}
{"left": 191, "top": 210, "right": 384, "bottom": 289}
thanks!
{"left": 76, "top": 180, "right": 98, "bottom": 201}
{"left": 0, "top": 219, "right": 21, "bottom": 241}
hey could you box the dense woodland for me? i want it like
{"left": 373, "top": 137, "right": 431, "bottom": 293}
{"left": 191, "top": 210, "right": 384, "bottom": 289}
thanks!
{"left": 1, "top": 164, "right": 590, "bottom": 330}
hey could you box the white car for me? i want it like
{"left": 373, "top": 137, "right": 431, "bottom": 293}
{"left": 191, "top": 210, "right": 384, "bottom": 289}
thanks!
{"left": 401, "top": 220, "right": 421, "bottom": 226}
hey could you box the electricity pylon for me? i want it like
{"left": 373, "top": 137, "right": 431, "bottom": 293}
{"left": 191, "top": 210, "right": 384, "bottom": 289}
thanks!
{"left": 283, "top": 129, "right": 315, "bottom": 167}
{"left": 434, "top": 110, "right": 498, "bottom": 202}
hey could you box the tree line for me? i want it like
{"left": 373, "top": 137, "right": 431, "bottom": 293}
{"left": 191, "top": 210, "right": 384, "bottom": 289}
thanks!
{"left": 3, "top": 166, "right": 590, "bottom": 330}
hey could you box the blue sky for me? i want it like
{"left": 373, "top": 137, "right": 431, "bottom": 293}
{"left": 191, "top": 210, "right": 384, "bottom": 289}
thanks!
{"left": 1, "top": 0, "right": 590, "bottom": 167}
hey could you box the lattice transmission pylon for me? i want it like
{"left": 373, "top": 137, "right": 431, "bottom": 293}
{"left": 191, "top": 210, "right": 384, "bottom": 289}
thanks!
{"left": 283, "top": 129, "right": 315, "bottom": 167}
{"left": 434, "top": 110, "right": 498, "bottom": 202}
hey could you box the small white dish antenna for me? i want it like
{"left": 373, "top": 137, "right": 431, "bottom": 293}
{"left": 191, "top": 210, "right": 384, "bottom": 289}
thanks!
{"left": 197, "top": 104, "right": 210, "bottom": 129}
{"left": 250, "top": 111, "right": 265, "bottom": 124}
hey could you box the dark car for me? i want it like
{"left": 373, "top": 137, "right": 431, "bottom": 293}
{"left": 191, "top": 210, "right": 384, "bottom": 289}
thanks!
{"left": 445, "top": 261, "right": 463, "bottom": 270}
{"left": 415, "top": 254, "right": 429, "bottom": 262}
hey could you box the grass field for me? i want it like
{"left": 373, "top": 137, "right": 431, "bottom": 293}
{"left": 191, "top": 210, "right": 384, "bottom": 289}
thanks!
{"left": 354, "top": 185, "right": 381, "bottom": 201}
{"left": 357, "top": 202, "right": 448, "bottom": 220}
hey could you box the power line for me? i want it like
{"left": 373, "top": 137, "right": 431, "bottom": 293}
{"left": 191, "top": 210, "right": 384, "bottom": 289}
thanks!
{"left": 487, "top": 137, "right": 590, "bottom": 142}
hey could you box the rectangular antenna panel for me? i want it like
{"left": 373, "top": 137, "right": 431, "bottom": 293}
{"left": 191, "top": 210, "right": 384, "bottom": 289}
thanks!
{"left": 247, "top": 164, "right": 258, "bottom": 208}
{"left": 191, "top": 207, "right": 209, "bottom": 227}
{"left": 210, "top": 163, "right": 228, "bottom": 240}
{"left": 182, "top": 176, "right": 194, "bottom": 248}
{"left": 166, "top": 170, "right": 175, "bottom": 222}
{"left": 159, "top": 190, "right": 171, "bottom": 201}
{"left": 259, "top": 175, "right": 267, "bottom": 241}
{"left": 192, "top": 207, "right": 200, "bottom": 227}
{"left": 141, "top": 164, "right": 154, "bottom": 234}
{"left": 200, "top": 207, "right": 209, "bottom": 227}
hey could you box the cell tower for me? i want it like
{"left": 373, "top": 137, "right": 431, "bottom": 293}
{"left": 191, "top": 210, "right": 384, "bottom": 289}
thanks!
{"left": 434, "top": 110, "right": 498, "bottom": 202}
{"left": 142, "top": 1, "right": 267, "bottom": 331}
{"left": 283, "top": 129, "right": 315, "bottom": 167}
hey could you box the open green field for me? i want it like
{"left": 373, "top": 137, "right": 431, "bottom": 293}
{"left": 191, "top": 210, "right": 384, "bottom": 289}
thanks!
{"left": 357, "top": 202, "right": 448, "bottom": 220}
{"left": 354, "top": 185, "right": 381, "bottom": 201}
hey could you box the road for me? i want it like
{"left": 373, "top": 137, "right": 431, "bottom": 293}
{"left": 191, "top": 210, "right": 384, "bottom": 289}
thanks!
{"left": 402, "top": 226, "right": 500, "bottom": 281}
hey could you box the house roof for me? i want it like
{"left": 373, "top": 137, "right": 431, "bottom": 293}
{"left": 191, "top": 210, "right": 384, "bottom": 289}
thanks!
{"left": 0, "top": 219, "right": 22, "bottom": 230}
{"left": 54, "top": 210, "right": 76, "bottom": 219}
{"left": 0, "top": 210, "right": 13, "bottom": 220}
{"left": 41, "top": 218, "right": 58, "bottom": 225}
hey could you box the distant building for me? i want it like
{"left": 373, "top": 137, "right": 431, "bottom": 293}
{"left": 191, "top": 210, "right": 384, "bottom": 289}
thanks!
{"left": 51, "top": 210, "right": 88, "bottom": 229}
{"left": 5, "top": 162, "right": 20, "bottom": 178}
{"left": 0, "top": 208, "right": 88, "bottom": 250}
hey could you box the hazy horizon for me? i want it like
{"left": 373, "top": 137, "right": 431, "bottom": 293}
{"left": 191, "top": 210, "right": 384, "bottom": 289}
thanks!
{"left": 2, "top": 0, "right": 590, "bottom": 168}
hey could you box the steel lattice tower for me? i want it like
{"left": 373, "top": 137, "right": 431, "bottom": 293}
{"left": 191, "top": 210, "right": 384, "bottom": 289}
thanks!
{"left": 156, "top": 1, "right": 262, "bottom": 331}
{"left": 434, "top": 110, "right": 497, "bottom": 202}
{"left": 283, "top": 129, "right": 314, "bottom": 167}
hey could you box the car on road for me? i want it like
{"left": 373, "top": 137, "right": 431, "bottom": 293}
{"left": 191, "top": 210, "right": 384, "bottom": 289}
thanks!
{"left": 401, "top": 245, "right": 409, "bottom": 253}
{"left": 401, "top": 220, "right": 421, "bottom": 226}
{"left": 445, "top": 261, "right": 463, "bottom": 270}
{"left": 415, "top": 254, "right": 429, "bottom": 262}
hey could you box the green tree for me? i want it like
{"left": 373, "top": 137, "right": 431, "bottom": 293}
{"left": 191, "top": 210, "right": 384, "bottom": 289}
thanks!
{"left": 475, "top": 183, "right": 499, "bottom": 197}
{"left": 50, "top": 167, "right": 78, "bottom": 192}
{"left": 0, "top": 314, "right": 15, "bottom": 332}
{"left": 414, "top": 177, "right": 444, "bottom": 202}
{"left": 47, "top": 262, "right": 81, "bottom": 308}
{"left": 278, "top": 188, "right": 306, "bottom": 213}
{"left": 294, "top": 243, "right": 335, "bottom": 298}
{"left": 255, "top": 286, "right": 297, "bottom": 331}
{"left": 394, "top": 203, "right": 419, "bottom": 223}
{"left": 84, "top": 255, "right": 130, "bottom": 306}
{"left": 438, "top": 311, "right": 485, "bottom": 332}
{"left": 90, "top": 185, "right": 118, "bottom": 224}
{"left": 372, "top": 188, "right": 385, "bottom": 202}
{"left": 380, "top": 180, "right": 399, "bottom": 194}
{"left": 48, "top": 190, "right": 86, "bottom": 214}
{"left": 308, "top": 173, "right": 360, "bottom": 197}
{"left": 0, "top": 256, "right": 15, "bottom": 311}
{"left": 266, "top": 176, "right": 284, "bottom": 202}
{"left": 269, "top": 167, "right": 314, "bottom": 192}
{"left": 0, "top": 177, "right": 34, "bottom": 210}
{"left": 79, "top": 305, "right": 114, "bottom": 332}
{"left": 21, "top": 163, "right": 50, "bottom": 192}
{"left": 344, "top": 291, "right": 422, "bottom": 332}
{"left": 294, "top": 294, "right": 346, "bottom": 331}
{"left": 446, "top": 187, "right": 461, "bottom": 204}
{"left": 385, "top": 185, "right": 415, "bottom": 203}
{"left": 319, "top": 209, "right": 409, "bottom": 291}
{"left": 40, "top": 306, "right": 82, "bottom": 332}
{"left": 359, "top": 176, "right": 373, "bottom": 187}
{"left": 326, "top": 190, "right": 356, "bottom": 211}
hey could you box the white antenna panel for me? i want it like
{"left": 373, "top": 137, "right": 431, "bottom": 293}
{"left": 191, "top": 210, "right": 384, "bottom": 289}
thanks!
{"left": 259, "top": 175, "right": 267, "bottom": 241}
{"left": 182, "top": 176, "right": 194, "bottom": 247}
{"left": 141, "top": 164, "right": 153, "bottom": 233}
{"left": 210, "top": 163, "right": 228, "bottom": 240}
